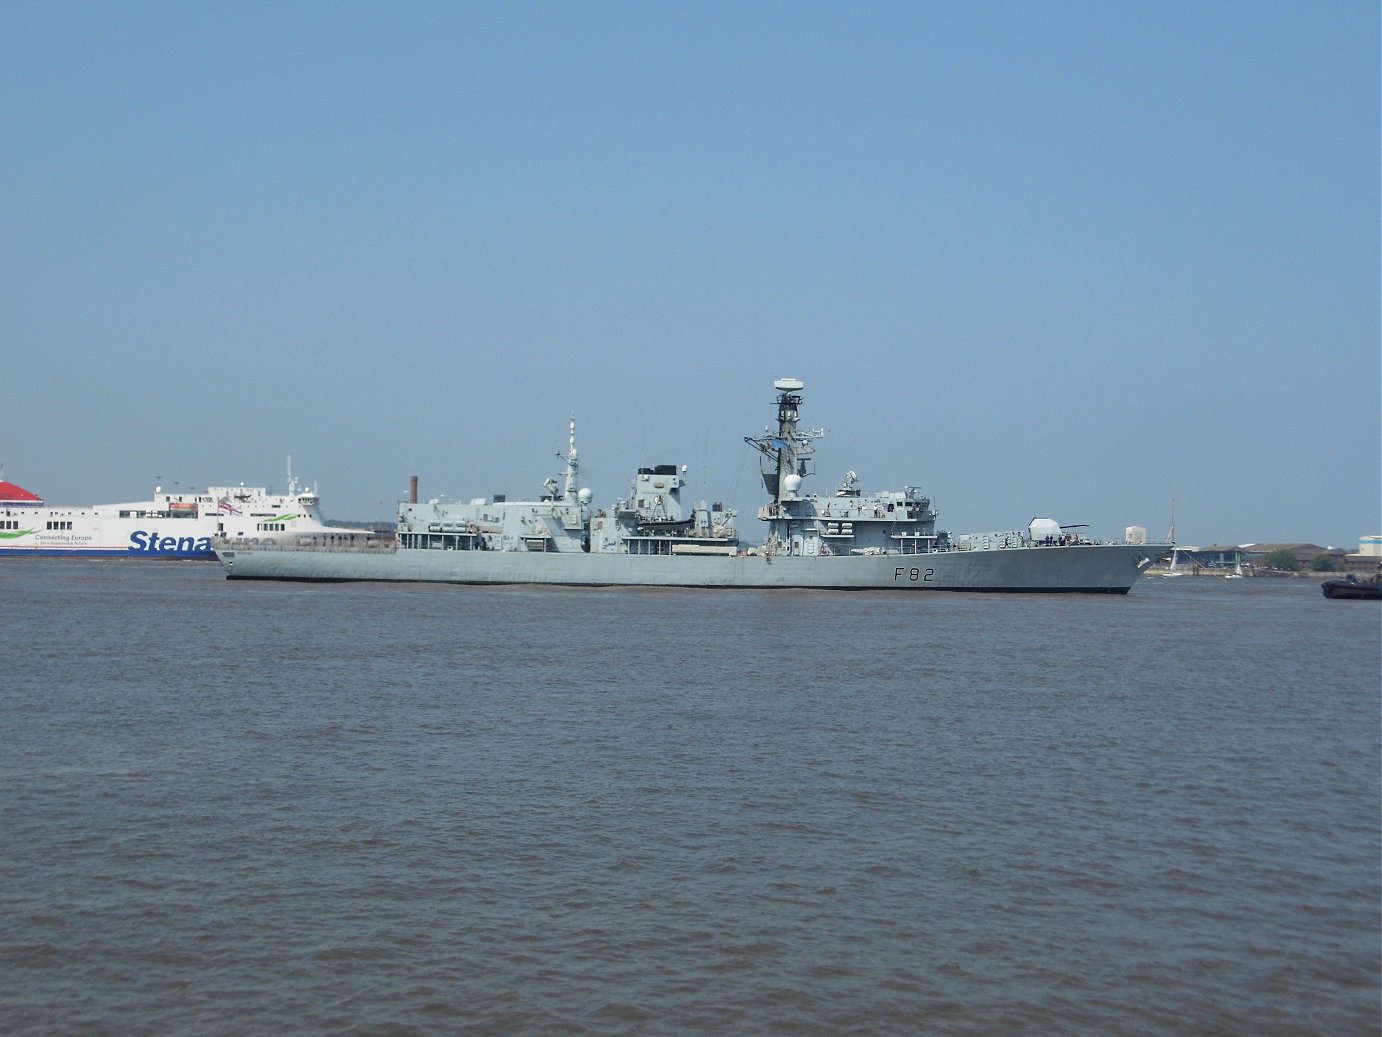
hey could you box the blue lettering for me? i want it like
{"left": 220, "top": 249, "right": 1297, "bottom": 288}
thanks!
{"left": 128, "top": 530, "right": 215, "bottom": 555}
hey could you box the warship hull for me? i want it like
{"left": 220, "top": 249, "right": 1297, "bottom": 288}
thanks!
{"left": 213, "top": 378, "right": 1166, "bottom": 593}
{"left": 216, "top": 542, "right": 1155, "bottom": 593}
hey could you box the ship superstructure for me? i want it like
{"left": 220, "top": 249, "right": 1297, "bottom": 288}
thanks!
{"left": 388, "top": 419, "right": 738, "bottom": 559}
{"left": 214, "top": 380, "right": 1167, "bottom": 592}
{"left": 744, "top": 377, "right": 946, "bottom": 559}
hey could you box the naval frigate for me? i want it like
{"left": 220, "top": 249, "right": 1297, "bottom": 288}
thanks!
{"left": 214, "top": 379, "right": 1166, "bottom": 592}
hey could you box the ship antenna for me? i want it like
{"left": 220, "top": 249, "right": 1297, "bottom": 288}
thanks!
{"left": 743, "top": 378, "right": 816, "bottom": 506}
{"left": 563, "top": 417, "right": 579, "bottom": 502}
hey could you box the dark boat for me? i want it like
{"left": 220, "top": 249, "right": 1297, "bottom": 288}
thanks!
{"left": 1321, "top": 574, "right": 1382, "bottom": 600}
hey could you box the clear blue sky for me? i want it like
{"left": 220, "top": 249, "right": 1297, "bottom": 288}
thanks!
{"left": 3, "top": 1, "right": 1377, "bottom": 548}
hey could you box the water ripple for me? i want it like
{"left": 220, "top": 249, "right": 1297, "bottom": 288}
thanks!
{"left": 0, "top": 564, "right": 1377, "bottom": 1035}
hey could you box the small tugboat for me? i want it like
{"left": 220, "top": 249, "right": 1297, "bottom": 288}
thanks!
{"left": 1320, "top": 574, "right": 1382, "bottom": 600}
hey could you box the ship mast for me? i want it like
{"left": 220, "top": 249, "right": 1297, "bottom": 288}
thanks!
{"left": 744, "top": 377, "right": 820, "bottom": 505}
{"left": 563, "top": 418, "right": 579, "bottom": 502}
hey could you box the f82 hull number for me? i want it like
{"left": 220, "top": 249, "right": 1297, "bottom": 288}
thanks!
{"left": 895, "top": 567, "right": 935, "bottom": 583}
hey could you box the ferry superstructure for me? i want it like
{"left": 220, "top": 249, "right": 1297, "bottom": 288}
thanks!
{"left": 214, "top": 379, "right": 1168, "bottom": 592}
{"left": 0, "top": 465, "right": 347, "bottom": 559}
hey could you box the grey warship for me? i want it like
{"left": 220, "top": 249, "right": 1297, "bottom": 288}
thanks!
{"left": 215, "top": 378, "right": 1165, "bottom": 592}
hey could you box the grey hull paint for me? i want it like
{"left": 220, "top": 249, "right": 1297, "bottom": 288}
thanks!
{"left": 218, "top": 543, "right": 1152, "bottom": 593}
{"left": 214, "top": 379, "right": 1165, "bottom": 593}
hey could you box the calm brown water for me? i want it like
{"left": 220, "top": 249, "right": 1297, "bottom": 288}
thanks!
{"left": 2, "top": 560, "right": 1378, "bottom": 1035}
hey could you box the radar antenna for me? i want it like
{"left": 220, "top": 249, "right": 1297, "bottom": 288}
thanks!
{"left": 560, "top": 418, "right": 580, "bottom": 502}
{"left": 743, "top": 378, "right": 823, "bottom": 504}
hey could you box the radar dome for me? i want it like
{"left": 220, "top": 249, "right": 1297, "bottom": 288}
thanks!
{"left": 783, "top": 473, "right": 803, "bottom": 495}
{"left": 578, "top": 487, "right": 593, "bottom": 504}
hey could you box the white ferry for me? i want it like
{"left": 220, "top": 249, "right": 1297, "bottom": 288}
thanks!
{"left": 0, "top": 464, "right": 348, "bottom": 560}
